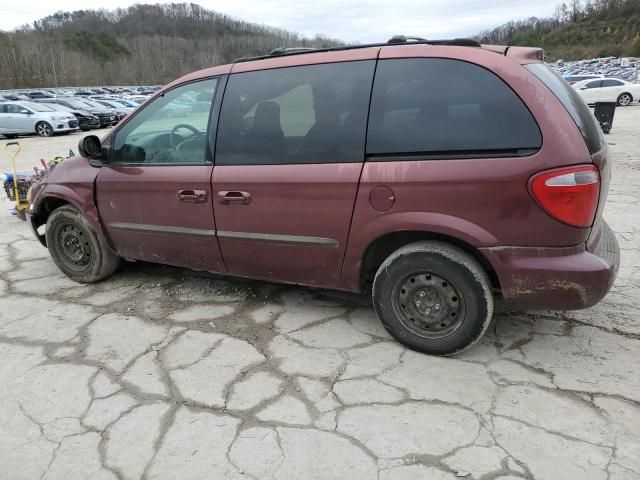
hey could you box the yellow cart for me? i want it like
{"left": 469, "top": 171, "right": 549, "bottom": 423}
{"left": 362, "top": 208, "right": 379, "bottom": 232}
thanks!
{"left": 3, "top": 142, "right": 29, "bottom": 221}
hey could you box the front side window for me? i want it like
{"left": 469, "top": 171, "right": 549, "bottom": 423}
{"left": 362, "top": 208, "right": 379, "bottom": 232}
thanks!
{"left": 216, "top": 61, "right": 375, "bottom": 165}
{"left": 367, "top": 59, "right": 542, "bottom": 156}
{"left": 113, "top": 79, "right": 217, "bottom": 164}
{"left": 7, "top": 104, "right": 30, "bottom": 114}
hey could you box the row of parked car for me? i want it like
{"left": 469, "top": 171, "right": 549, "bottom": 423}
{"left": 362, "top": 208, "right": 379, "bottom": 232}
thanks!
{"left": 551, "top": 56, "right": 639, "bottom": 83}
{"left": 0, "top": 86, "right": 161, "bottom": 138}
{"left": 549, "top": 56, "right": 640, "bottom": 106}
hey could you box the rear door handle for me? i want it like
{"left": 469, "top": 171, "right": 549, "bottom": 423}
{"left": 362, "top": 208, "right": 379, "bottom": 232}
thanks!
{"left": 177, "top": 189, "right": 207, "bottom": 203}
{"left": 218, "top": 191, "right": 251, "bottom": 205}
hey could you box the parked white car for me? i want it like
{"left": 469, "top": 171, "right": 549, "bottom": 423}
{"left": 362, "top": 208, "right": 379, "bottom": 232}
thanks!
{"left": 573, "top": 78, "right": 640, "bottom": 106}
{"left": 0, "top": 101, "right": 79, "bottom": 137}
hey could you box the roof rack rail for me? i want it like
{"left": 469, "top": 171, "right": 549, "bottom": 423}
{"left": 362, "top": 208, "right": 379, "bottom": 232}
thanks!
{"left": 233, "top": 36, "right": 481, "bottom": 63}
{"left": 269, "top": 47, "right": 317, "bottom": 56}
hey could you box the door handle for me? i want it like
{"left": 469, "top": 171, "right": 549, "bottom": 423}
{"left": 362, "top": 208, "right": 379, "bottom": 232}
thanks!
{"left": 218, "top": 191, "right": 251, "bottom": 205}
{"left": 177, "top": 189, "right": 207, "bottom": 203}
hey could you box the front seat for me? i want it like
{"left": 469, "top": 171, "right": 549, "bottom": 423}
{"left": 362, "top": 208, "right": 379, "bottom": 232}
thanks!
{"left": 246, "top": 101, "right": 285, "bottom": 159}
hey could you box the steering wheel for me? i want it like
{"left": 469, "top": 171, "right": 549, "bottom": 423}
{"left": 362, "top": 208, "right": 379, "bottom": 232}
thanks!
{"left": 170, "top": 124, "right": 202, "bottom": 151}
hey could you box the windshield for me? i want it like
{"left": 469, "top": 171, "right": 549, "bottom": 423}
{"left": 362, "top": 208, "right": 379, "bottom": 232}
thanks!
{"left": 113, "top": 99, "right": 137, "bottom": 107}
{"left": 64, "top": 99, "right": 95, "bottom": 109}
{"left": 20, "top": 101, "right": 55, "bottom": 112}
{"left": 81, "top": 100, "right": 108, "bottom": 109}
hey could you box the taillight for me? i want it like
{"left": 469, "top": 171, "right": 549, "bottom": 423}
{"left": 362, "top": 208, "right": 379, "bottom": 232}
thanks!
{"left": 529, "top": 165, "right": 600, "bottom": 228}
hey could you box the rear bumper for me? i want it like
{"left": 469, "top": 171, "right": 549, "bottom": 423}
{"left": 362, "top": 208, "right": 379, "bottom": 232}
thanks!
{"left": 481, "top": 222, "right": 619, "bottom": 310}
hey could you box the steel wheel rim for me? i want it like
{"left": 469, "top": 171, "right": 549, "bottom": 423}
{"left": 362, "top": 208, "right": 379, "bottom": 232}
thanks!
{"left": 391, "top": 272, "right": 465, "bottom": 339}
{"left": 57, "top": 223, "right": 91, "bottom": 271}
{"left": 620, "top": 94, "right": 631, "bottom": 106}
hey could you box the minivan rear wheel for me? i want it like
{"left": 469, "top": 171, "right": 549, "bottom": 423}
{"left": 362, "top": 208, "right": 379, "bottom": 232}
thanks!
{"left": 617, "top": 93, "right": 632, "bottom": 106}
{"left": 46, "top": 205, "right": 120, "bottom": 283}
{"left": 372, "top": 241, "right": 493, "bottom": 356}
{"left": 35, "top": 121, "right": 54, "bottom": 137}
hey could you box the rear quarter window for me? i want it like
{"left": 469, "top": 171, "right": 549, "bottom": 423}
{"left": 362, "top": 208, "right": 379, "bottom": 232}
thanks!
{"left": 367, "top": 58, "right": 542, "bottom": 157}
{"left": 525, "top": 63, "right": 605, "bottom": 154}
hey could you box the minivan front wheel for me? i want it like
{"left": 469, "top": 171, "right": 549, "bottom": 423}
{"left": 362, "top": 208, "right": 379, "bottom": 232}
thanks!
{"left": 372, "top": 241, "right": 493, "bottom": 356}
{"left": 46, "top": 205, "right": 120, "bottom": 283}
{"left": 35, "top": 121, "right": 54, "bottom": 137}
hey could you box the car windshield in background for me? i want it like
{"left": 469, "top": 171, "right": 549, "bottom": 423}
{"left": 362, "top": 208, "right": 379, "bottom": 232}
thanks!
{"left": 525, "top": 63, "right": 605, "bottom": 154}
{"left": 52, "top": 104, "right": 74, "bottom": 112}
{"left": 20, "top": 101, "right": 55, "bottom": 112}
{"left": 64, "top": 99, "right": 96, "bottom": 110}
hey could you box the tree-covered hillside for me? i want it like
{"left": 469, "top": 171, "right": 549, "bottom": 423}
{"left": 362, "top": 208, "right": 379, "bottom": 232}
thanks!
{"left": 477, "top": 0, "right": 640, "bottom": 60}
{"left": 0, "top": 3, "right": 341, "bottom": 88}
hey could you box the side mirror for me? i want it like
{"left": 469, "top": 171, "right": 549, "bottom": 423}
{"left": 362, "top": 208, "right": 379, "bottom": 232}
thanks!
{"left": 79, "top": 135, "right": 107, "bottom": 161}
{"left": 579, "top": 86, "right": 587, "bottom": 90}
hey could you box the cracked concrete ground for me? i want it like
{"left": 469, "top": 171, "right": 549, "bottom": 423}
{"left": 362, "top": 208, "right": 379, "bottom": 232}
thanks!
{"left": 1, "top": 107, "right": 639, "bottom": 480}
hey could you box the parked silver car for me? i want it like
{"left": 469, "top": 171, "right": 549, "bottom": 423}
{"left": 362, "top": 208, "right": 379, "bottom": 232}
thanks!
{"left": 0, "top": 101, "right": 79, "bottom": 138}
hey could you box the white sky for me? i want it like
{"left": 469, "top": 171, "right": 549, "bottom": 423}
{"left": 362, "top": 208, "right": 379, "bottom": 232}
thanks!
{"left": 0, "top": 0, "right": 561, "bottom": 42}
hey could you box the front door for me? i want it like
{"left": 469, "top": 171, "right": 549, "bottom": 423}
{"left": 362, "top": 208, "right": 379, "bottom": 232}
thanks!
{"left": 0, "top": 104, "right": 31, "bottom": 133}
{"left": 96, "top": 78, "right": 226, "bottom": 272}
{"left": 212, "top": 60, "right": 375, "bottom": 287}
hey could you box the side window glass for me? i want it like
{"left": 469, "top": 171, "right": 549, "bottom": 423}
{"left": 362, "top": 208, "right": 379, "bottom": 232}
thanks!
{"left": 216, "top": 61, "right": 375, "bottom": 165}
{"left": 602, "top": 79, "right": 622, "bottom": 87}
{"left": 367, "top": 59, "right": 542, "bottom": 156}
{"left": 113, "top": 79, "right": 217, "bottom": 165}
{"left": 585, "top": 81, "right": 602, "bottom": 89}
{"left": 7, "top": 104, "right": 26, "bottom": 114}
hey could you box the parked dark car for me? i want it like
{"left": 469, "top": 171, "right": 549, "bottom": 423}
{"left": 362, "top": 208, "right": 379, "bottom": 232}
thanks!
{"left": 27, "top": 91, "right": 55, "bottom": 99}
{"left": 35, "top": 102, "right": 100, "bottom": 131}
{"left": 38, "top": 98, "right": 118, "bottom": 127}
{"left": 2, "top": 93, "right": 29, "bottom": 101}
{"left": 76, "top": 99, "right": 127, "bottom": 122}
{"left": 27, "top": 38, "right": 619, "bottom": 356}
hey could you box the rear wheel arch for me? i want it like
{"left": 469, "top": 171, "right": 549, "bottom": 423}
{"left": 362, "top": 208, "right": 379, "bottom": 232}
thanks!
{"left": 359, "top": 230, "right": 500, "bottom": 292}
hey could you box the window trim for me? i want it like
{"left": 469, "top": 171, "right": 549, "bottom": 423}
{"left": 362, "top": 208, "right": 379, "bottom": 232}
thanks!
{"left": 107, "top": 76, "right": 223, "bottom": 167}
{"left": 365, "top": 57, "right": 543, "bottom": 159}
{"left": 366, "top": 148, "right": 539, "bottom": 162}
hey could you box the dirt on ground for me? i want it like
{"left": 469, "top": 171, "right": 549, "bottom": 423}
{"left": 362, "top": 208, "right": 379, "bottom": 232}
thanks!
{"left": 0, "top": 109, "right": 639, "bottom": 480}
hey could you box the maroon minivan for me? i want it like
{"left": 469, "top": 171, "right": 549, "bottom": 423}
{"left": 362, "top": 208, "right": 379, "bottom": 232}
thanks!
{"left": 27, "top": 37, "right": 619, "bottom": 355}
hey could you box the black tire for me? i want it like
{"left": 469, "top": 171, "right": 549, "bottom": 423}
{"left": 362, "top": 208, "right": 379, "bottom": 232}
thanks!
{"left": 35, "top": 121, "right": 54, "bottom": 137}
{"left": 45, "top": 205, "right": 120, "bottom": 283}
{"left": 617, "top": 92, "right": 632, "bottom": 106}
{"left": 372, "top": 241, "right": 493, "bottom": 356}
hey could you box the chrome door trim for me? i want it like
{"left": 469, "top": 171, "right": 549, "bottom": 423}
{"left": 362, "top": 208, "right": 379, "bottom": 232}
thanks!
{"left": 217, "top": 230, "right": 339, "bottom": 247}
